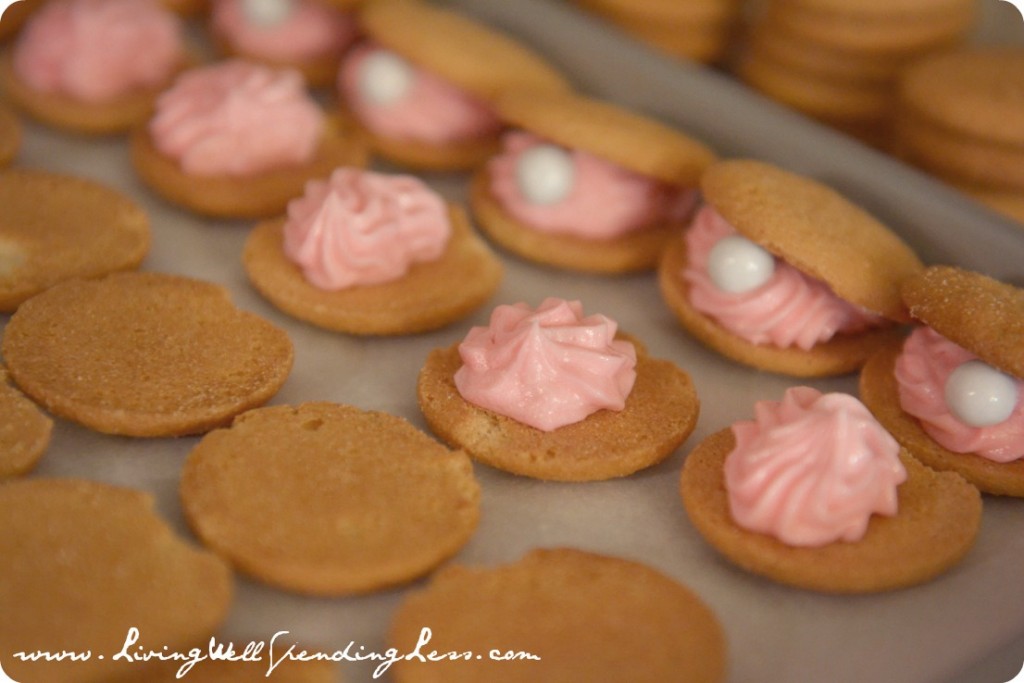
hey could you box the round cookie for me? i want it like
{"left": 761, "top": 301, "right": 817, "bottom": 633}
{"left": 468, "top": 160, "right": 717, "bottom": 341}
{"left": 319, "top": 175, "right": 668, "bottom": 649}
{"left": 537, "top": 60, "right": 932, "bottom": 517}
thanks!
{"left": 244, "top": 205, "right": 503, "bottom": 335}
{"left": 0, "top": 168, "right": 150, "bottom": 312}
{"left": 388, "top": 548, "right": 726, "bottom": 683}
{"left": 680, "top": 429, "right": 981, "bottom": 593}
{"left": 179, "top": 402, "right": 480, "bottom": 596}
{"left": 0, "top": 478, "right": 233, "bottom": 683}
{"left": 0, "top": 101, "right": 20, "bottom": 166}
{"left": 0, "top": 365, "right": 51, "bottom": 478}
{"left": 2, "top": 271, "right": 294, "bottom": 437}
{"left": 131, "top": 115, "right": 369, "bottom": 219}
{"left": 417, "top": 335, "right": 699, "bottom": 481}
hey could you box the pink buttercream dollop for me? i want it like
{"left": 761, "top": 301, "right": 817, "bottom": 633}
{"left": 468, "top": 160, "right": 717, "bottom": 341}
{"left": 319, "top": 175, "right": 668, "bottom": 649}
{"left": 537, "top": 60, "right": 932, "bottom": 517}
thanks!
{"left": 212, "top": 0, "right": 358, "bottom": 63}
{"left": 149, "top": 60, "right": 324, "bottom": 176}
{"left": 12, "top": 0, "right": 183, "bottom": 103}
{"left": 895, "top": 326, "right": 1024, "bottom": 462}
{"left": 487, "top": 131, "right": 698, "bottom": 240}
{"left": 724, "top": 386, "right": 907, "bottom": 547}
{"left": 282, "top": 168, "right": 451, "bottom": 289}
{"left": 683, "top": 204, "right": 885, "bottom": 350}
{"left": 337, "top": 42, "right": 502, "bottom": 144}
{"left": 454, "top": 298, "right": 637, "bottom": 432}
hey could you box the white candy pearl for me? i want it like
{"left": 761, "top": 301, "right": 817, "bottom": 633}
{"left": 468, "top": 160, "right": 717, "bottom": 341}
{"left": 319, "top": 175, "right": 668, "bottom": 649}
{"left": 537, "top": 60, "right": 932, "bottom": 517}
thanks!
{"left": 358, "top": 50, "right": 414, "bottom": 106}
{"left": 944, "top": 359, "right": 1019, "bottom": 427}
{"left": 242, "top": 0, "right": 295, "bottom": 27}
{"left": 515, "top": 144, "right": 575, "bottom": 206}
{"left": 707, "top": 235, "right": 775, "bottom": 294}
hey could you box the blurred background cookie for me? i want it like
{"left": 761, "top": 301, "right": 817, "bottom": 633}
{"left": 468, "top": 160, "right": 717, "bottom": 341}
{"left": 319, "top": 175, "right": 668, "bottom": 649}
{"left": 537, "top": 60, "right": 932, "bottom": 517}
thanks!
{"left": 0, "top": 101, "right": 21, "bottom": 166}
{"left": 0, "top": 365, "right": 50, "bottom": 479}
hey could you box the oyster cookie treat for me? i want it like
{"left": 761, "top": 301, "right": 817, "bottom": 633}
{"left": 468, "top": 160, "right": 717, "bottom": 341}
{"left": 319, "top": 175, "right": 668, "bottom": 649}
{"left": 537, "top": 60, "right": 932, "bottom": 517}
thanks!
{"left": 0, "top": 0, "right": 188, "bottom": 134}
{"left": 681, "top": 386, "right": 981, "bottom": 593}
{"left": 472, "top": 89, "right": 716, "bottom": 273}
{"left": 132, "top": 59, "right": 368, "bottom": 218}
{"left": 210, "top": 0, "right": 360, "bottom": 87}
{"left": 0, "top": 478, "right": 233, "bottom": 683}
{"left": 388, "top": 548, "right": 726, "bottom": 683}
{"left": 243, "top": 167, "right": 502, "bottom": 335}
{"left": 180, "top": 402, "right": 481, "bottom": 596}
{"left": 0, "top": 168, "right": 150, "bottom": 312}
{"left": 418, "top": 297, "right": 700, "bottom": 481}
{"left": 336, "top": 0, "right": 569, "bottom": 171}
{"left": 658, "top": 159, "right": 923, "bottom": 377}
{"left": 0, "top": 101, "right": 20, "bottom": 166}
{"left": 860, "top": 265, "right": 1024, "bottom": 497}
{"left": 0, "top": 365, "right": 51, "bottom": 479}
{"left": 2, "top": 271, "right": 294, "bottom": 437}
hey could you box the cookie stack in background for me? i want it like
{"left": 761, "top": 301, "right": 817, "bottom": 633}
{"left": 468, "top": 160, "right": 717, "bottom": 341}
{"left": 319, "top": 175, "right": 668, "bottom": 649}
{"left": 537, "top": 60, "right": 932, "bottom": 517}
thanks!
{"left": 734, "top": 0, "right": 979, "bottom": 147}
{"left": 571, "top": 0, "right": 744, "bottom": 65}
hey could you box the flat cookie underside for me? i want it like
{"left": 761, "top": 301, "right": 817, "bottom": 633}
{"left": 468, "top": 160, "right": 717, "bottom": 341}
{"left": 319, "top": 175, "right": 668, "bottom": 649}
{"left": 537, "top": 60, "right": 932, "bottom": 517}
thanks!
{"left": 417, "top": 342, "right": 699, "bottom": 481}
{"left": 860, "top": 340, "right": 1024, "bottom": 496}
{"left": 243, "top": 206, "right": 502, "bottom": 335}
{"left": 680, "top": 429, "right": 981, "bottom": 593}
{"left": 354, "top": 115, "right": 500, "bottom": 171}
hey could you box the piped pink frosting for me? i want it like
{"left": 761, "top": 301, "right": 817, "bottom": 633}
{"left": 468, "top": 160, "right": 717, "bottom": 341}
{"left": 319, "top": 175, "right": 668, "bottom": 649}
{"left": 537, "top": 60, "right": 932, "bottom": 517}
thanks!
{"left": 282, "top": 168, "right": 451, "bottom": 289}
{"left": 454, "top": 298, "right": 637, "bottom": 432}
{"left": 337, "top": 42, "right": 502, "bottom": 144}
{"left": 212, "top": 0, "right": 358, "bottom": 63}
{"left": 487, "top": 131, "right": 698, "bottom": 239}
{"left": 12, "top": 0, "right": 183, "bottom": 103}
{"left": 725, "top": 386, "right": 907, "bottom": 547}
{"left": 149, "top": 60, "right": 324, "bottom": 176}
{"left": 683, "top": 204, "right": 885, "bottom": 350}
{"left": 895, "top": 326, "right": 1024, "bottom": 462}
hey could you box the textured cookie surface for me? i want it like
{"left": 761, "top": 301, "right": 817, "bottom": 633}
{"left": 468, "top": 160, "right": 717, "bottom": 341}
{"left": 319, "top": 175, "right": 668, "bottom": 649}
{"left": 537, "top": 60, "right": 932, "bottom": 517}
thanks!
{"left": 0, "top": 365, "right": 50, "bottom": 478}
{"left": 0, "top": 168, "right": 150, "bottom": 312}
{"left": 180, "top": 402, "right": 480, "bottom": 595}
{"left": 417, "top": 336, "right": 699, "bottom": 481}
{"left": 0, "top": 101, "right": 19, "bottom": 166}
{"left": 680, "top": 429, "right": 981, "bottom": 592}
{"left": 388, "top": 548, "right": 726, "bottom": 683}
{"left": 2, "top": 271, "right": 293, "bottom": 437}
{"left": 0, "top": 478, "right": 233, "bottom": 683}
{"left": 243, "top": 205, "right": 503, "bottom": 335}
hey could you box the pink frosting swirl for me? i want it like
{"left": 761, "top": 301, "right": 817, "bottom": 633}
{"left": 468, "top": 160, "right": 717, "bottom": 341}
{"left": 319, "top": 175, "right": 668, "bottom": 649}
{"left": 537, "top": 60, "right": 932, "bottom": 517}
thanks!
{"left": 487, "top": 131, "right": 698, "bottom": 239}
{"left": 895, "top": 326, "right": 1024, "bottom": 462}
{"left": 12, "top": 0, "right": 183, "bottom": 103}
{"left": 683, "top": 204, "right": 885, "bottom": 350}
{"left": 282, "top": 168, "right": 451, "bottom": 289}
{"left": 725, "top": 386, "right": 907, "bottom": 547}
{"left": 149, "top": 60, "right": 324, "bottom": 176}
{"left": 337, "top": 42, "right": 502, "bottom": 144}
{"left": 454, "top": 298, "right": 637, "bottom": 432}
{"left": 212, "top": 0, "right": 358, "bottom": 63}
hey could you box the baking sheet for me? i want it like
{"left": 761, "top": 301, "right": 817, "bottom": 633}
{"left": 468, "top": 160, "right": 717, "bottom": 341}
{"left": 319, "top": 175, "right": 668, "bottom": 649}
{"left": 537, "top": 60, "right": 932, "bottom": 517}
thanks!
{"left": 5, "top": 0, "right": 1024, "bottom": 681}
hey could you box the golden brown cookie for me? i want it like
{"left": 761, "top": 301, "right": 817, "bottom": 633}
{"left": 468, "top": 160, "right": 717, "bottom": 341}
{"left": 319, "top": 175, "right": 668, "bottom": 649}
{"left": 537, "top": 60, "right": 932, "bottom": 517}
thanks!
{"left": 388, "top": 547, "right": 726, "bottom": 683}
{"left": 0, "top": 478, "right": 233, "bottom": 683}
{"left": 0, "top": 101, "right": 20, "bottom": 166}
{"left": 418, "top": 335, "right": 699, "bottom": 481}
{"left": 180, "top": 402, "right": 480, "bottom": 596}
{"left": 0, "top": 168, "right": 150, "bottom": 312}
{"left": 161, "top": 0, "right": 209, "bottom": 17}
{"left": 2, "top": 271, "right": 293, "bottom": 437}
{"left": 0, "top": 365, "right": 50, "bottom": 478}
{"left": 243, "top": 205, "right": 503, "bottom": 335}
{"left": 131, "top": 115, "right": 369, "bottom": 219}
{"left": 680, "top": 428, "right": 981, "bottom": 592}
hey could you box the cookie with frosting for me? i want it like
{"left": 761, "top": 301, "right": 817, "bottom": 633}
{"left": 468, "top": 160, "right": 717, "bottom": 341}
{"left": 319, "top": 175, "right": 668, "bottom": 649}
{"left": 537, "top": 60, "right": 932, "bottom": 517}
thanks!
{"left": 658, "top": 159, "right": 923, "bottom": 376}
{"left": 860, "top": 265, "right": 1024, "bottom": 496}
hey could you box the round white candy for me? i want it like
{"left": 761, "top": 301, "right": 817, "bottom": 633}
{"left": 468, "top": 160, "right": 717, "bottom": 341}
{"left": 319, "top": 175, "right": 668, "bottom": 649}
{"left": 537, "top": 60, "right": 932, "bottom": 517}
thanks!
{"left": 242, "top": 0, "right": 295, "bottom": 27}
{"left": 707, "top": 235, "right": 775, "bottom": 294}
{"left": 944, "top": 359, "right": 1019, "bottom": 427}
{"left": 358, "top": 50, "right": 414, "bottom": 106}
{"left": 515, "top": 144, "right": 575, "bottom": 206}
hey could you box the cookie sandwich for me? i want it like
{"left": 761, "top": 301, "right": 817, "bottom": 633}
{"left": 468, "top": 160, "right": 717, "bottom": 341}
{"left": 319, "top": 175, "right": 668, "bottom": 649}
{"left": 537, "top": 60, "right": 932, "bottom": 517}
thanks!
{"left": 681, "top": 386, "right": 981, "bottom": 593}
{"left": 471, "top": 88, "right": 716, "bottom": 273}
{"left": 658, "top": 159, "right": 923, "bottom": 377}
{"left": 860, "top": 265, "right": 1024, "bottom": 497}
{"left": 418, "top": 297, "right": 700, "bottom": 481}
{"left": 336, "top": 0, "right": 569, "bottom": 171}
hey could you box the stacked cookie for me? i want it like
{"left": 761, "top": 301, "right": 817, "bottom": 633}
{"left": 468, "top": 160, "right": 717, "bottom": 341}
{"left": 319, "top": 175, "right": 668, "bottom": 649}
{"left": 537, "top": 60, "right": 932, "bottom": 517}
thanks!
{"left": 737, "top": 0, "right": 978, "bottom": 145}
{"left": 893, "top": 47, "right": 1024, "bottom": 225}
